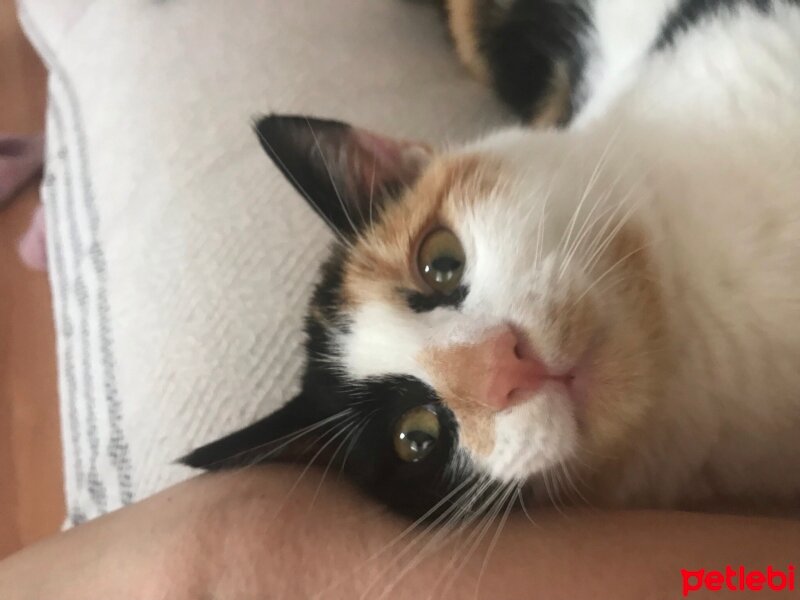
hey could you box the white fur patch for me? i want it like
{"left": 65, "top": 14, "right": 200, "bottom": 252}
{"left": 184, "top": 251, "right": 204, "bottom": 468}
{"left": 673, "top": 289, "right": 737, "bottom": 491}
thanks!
{"left": 338, "top": 302, "right": 429, "bottom": 383}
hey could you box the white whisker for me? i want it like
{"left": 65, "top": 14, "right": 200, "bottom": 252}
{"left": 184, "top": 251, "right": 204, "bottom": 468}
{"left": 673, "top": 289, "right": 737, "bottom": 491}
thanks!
{"left": 558, "top": 127, "right": 620, "bottom": 279}
{"left": 304, "top": 117, "right": 361, "bottom": 238}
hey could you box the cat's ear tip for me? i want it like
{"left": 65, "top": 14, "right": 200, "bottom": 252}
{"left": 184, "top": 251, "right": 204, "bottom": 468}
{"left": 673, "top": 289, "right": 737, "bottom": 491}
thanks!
{"left": 252, "top": 114, "right": 356, "bottom": 162}
{"left": 252, "top": 113, "right": 286, "bottom": 135}
{"left": 252, "top": 113, "right": 319, "bottom": 143}
{"left": 178, "top": 445, "right": 236, "bottom": 471}
{"left": 173, "top": 457, "right": 192, "bottom": 468}
{"left": 254, "top": 113, "right": 352, "bottom": 133}
{"left": 252, "top": 112, "right": 296, "bottom": 129}
{"left": 252, "top": 114, "right": 305, "bottom": 157}
{"left": 176, "top": 448, "right": 205, "bottom": 469}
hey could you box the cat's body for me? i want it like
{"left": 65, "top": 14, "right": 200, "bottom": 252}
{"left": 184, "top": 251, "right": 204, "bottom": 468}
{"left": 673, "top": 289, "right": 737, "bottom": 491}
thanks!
{"left": 186, "top": 0, "right": 800, "bottom": 518}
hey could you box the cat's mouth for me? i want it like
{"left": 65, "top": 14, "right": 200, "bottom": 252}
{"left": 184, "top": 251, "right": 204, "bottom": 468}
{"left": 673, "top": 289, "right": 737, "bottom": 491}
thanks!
{"left": 513, "top": 333, "right": 597, "bottom": 417}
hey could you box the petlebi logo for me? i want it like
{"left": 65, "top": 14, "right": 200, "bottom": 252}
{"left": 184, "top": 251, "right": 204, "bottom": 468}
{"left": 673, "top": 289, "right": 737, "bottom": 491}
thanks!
{"left": 682, "top": 565, "right": 796, "bottom": 596}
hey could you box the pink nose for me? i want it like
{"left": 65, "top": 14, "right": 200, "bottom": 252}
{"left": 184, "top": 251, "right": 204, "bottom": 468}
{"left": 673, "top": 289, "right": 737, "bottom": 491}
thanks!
{"left": 476, "top": 326, "right": 549, "bottom": 411}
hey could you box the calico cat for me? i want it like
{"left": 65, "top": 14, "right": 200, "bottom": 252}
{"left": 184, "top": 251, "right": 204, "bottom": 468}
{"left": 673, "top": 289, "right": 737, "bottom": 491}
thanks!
{"left": 184, "top": 0, "right": 800, "bottom": 520}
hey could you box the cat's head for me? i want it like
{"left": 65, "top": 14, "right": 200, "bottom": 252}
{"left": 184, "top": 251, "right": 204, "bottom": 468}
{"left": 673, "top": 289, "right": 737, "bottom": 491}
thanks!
{"left": 183, "top": 114, "right": 668, "bottom": 518}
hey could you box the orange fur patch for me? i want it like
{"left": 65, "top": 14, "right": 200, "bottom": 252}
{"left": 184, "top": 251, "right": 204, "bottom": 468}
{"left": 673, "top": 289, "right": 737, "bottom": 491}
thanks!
{"left": 577, "top": 221, "right": 671, "bottom": 492}
{"left": 606, "top": 225, "right": 666, "bottom": 347}
{"left": 446, "top": 0, "right": 491, "bottom": 83}
{"left": 530, "top": 61, "right": 572, "bottom": 128}
{"left": 419, "top": 343, "right": 497, "bottom": 456}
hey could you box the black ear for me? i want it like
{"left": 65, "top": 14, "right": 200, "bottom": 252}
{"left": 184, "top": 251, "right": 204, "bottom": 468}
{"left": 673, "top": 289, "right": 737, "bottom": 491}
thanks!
{"left": 181, "top": 393, "right": 338, "bottom": 471}
{"left": 254, "top": 114, "right": 432, "bottom": 237}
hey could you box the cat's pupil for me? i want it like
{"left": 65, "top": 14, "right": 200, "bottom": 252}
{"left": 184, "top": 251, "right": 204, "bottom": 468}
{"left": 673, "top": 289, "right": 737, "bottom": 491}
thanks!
{"left": 394, "top": 405, "right": 440, "bottom": 462}
{"left": 428, "top": 256, "right": 462, "bottom": 283}
{"left": 398, "top": 430, "right": 436, "bottom": 460}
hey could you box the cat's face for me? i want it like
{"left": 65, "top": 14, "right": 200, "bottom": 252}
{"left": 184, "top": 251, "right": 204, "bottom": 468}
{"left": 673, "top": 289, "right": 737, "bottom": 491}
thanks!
{"left": 185, "top": 115, "right": 668, "bottom": 518}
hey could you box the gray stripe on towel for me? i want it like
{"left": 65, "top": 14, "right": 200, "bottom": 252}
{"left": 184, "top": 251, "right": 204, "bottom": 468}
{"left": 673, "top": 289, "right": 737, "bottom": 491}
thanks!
{"left": 50, "top": 95, "right": 108, "bottom": 513}
{"left": 18, "top": 5, "right": 135, "bottom": 506}
{"left": 41, "top": 106, "right": 89, "bottom": 523}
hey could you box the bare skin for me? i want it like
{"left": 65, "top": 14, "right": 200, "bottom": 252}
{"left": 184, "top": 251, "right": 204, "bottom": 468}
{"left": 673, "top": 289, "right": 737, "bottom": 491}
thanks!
{"left": 1, "top": 466, "right": 798, "bottom": 599}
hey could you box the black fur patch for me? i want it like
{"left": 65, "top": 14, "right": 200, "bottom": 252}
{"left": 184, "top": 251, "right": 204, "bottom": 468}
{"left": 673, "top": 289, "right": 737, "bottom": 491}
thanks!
{"left": 654, "top": 0, "right": 782, "bottom": 49}
{"left": 403, "top": 285, "right": 469, "bottom": 313}
{"left": 474, "top": 0, "right": 590, "bottom": 123}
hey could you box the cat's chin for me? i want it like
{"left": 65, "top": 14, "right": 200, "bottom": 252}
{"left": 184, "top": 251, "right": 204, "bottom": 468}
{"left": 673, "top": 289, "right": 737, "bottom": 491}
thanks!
{"left": 471, "top": 383, "right": 581, "bottom": 483}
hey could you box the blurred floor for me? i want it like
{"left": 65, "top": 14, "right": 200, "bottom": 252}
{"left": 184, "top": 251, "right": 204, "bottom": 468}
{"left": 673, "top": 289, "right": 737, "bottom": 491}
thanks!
{"left": 0, "top": 0, "right": 64, "bottom": 559}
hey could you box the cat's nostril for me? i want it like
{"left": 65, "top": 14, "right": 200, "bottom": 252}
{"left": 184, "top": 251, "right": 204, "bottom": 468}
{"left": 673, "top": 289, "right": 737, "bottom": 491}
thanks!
{"left": 472, "top": 325, "right": 552, "bottom": 411}
{"left": 509, "top": 325, "right": 538, "bottom": 362}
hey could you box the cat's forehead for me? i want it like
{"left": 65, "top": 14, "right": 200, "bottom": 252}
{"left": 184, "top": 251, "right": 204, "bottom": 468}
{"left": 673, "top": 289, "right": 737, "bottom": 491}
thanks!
{"left": 339, "top": 153, "right": 500, "bottom": 309}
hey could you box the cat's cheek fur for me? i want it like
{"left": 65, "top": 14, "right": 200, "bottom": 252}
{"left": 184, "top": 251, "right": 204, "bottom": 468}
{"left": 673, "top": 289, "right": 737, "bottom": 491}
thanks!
{"left": 336, "top": 302, "right": 429, "bottom": 383}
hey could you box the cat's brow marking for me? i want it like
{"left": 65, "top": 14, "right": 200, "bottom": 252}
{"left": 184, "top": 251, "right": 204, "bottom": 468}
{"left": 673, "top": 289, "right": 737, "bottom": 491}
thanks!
{"left": 402, "top": 285, "right": 469, "bottom": 313}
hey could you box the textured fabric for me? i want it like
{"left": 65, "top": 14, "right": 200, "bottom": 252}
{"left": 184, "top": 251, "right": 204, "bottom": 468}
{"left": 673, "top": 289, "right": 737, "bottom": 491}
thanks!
{"left": 18, "top": 0, "right": 508, "bottom": 526}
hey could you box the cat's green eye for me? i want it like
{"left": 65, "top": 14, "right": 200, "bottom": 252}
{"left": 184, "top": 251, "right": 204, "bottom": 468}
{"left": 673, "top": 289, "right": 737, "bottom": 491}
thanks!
{"left": 394, "top": 406, "right": 440, "bottom": 463}
{"left": 417, "top": 228, "right": 465, "bottom": 295}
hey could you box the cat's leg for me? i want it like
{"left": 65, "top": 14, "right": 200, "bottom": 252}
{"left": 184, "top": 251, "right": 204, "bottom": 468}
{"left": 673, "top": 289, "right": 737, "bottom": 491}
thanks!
{"left": 444, "top": 0, "right": 590, "bottom": 127}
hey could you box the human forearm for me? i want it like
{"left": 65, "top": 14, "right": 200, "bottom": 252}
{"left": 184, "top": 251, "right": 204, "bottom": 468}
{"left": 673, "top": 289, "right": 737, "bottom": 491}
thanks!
{"left": 194, "top": 468, "right": 800, "bottom": 599}
{"left": 2, "top": 467, "right": 800, "bottom": 599}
